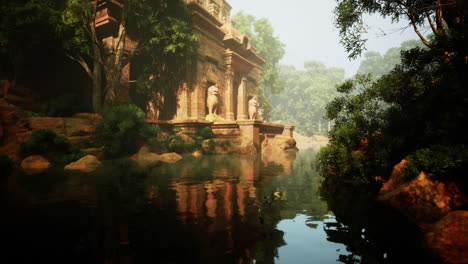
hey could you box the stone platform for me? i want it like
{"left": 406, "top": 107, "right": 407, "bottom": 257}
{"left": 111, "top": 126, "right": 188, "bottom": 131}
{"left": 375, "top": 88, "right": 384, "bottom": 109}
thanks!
{"left": 145, "top": 119, "right": 297, "bottom": 153}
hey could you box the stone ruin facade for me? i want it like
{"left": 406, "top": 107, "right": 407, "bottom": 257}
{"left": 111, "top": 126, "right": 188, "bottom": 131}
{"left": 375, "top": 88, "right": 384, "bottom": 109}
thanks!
{"left": 178, "top": 0, "right": 265, "bottom": 122}
{"left": 95, "top": 0, "right": 296, "bottom": 153}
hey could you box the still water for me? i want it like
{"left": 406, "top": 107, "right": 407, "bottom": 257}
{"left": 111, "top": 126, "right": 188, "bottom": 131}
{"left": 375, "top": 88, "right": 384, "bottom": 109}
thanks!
{"left": 2, "top": 149, "right": 432, "bottom": 264}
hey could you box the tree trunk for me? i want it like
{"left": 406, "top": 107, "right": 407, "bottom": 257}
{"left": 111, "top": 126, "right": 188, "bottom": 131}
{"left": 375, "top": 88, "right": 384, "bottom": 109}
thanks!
{"left": 92, "top": 50, "right": 103, "bottom": 114}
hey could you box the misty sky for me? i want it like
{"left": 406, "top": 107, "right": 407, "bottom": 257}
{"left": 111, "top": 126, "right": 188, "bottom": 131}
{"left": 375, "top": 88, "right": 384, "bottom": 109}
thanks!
{"left": 229, "top": 0, "right": 426, "bottom": 77}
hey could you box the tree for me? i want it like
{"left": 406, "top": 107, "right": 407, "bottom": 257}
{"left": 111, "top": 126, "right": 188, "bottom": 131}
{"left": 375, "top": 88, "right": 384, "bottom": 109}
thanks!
{"left": 58, "top": 0, "right": 197, "bottom": 113}
{"left": 270, "top": 62, "right": 345, "bottom": 136}
{"left": 357, "top": 39, "right": 423, "bottom": 78}
{"left": 0, "top": 0, "right": 63, "bottom": 91}
{"left": 233, "top": 11, "right": 286, "bottom": 120}
{"left": 334, "top": 0, "right": 466, "bottom": 59}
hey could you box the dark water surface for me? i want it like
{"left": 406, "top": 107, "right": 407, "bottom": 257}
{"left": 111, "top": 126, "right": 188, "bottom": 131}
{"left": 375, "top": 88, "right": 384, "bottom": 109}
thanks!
{"left": 2, "top": 149, "right": 433, "bottom": 264}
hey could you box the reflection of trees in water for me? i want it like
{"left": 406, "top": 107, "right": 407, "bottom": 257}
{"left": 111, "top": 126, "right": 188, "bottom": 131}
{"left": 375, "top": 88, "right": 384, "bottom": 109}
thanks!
{"left": 320, "top": 176, "right": 434, "bottom": 264}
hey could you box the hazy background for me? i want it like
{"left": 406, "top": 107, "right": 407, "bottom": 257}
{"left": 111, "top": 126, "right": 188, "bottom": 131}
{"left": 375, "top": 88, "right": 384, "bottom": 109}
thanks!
{"left": 229, "top": 0, "right": 426, "bottom": 77}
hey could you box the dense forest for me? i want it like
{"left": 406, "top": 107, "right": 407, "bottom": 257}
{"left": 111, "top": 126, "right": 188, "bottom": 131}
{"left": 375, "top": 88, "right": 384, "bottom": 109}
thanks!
{"left": 319, "top": 0, "right": 467, "bottom": 187}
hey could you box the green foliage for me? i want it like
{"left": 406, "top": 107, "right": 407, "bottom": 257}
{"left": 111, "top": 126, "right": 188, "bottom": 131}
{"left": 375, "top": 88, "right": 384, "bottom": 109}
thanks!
{"left": 270, "top": 62, "right": 345, "bottom": 136}
{"left": 199, "top": 126, "right": 216, "bottom": 140}
{"left": 403, "top": 145, "right": 468, "bottom": 181}
{"left": 40, "top": 94, "right": 87, "bottom": 117}
{"left": 357, "top": 40, "right": 424, "bottom": 78}
{"left": 19, "top": 129, "right": 84, "bottom": 165}
{"left": 95, "top": 104, "right": 160, "bottom": 158}
{"left": 159, "top": 127, "right": 216, "bottom": 154}
{"left": 333, "top": 0, "right": 464, "bottom": 59}
{"left": 0, "top": 154, "right": 14, "bottom": 179}
{"left": 319, "top": 32, "right": 468, "bottom": 187}
{"left": 233, "top": 11, "right": 286, "bottom": 120}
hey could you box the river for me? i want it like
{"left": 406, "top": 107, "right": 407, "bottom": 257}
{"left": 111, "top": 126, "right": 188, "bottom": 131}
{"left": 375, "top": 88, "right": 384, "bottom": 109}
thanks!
{"left": 2, "top": 149, "right": 434, "bottom": 263}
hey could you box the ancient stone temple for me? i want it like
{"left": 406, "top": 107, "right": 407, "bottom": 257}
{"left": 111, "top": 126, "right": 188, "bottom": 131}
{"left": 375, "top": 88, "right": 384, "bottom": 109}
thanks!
{"left": 95, "top": 0, "right": 297, "bottom": 153}
{"left": 177, "top": 0, "right": 265, "bottom": 121}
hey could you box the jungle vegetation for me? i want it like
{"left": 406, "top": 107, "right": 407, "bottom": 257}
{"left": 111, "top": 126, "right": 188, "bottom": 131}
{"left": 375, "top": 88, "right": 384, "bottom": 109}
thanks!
{"left": 319, "top": 0, "right": 467, "bottom": 189}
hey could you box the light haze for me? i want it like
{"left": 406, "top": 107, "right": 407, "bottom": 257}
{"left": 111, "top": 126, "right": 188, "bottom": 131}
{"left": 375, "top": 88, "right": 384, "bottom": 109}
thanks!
{"left": 229, "top": 0, "right": 425, "bottom": 77}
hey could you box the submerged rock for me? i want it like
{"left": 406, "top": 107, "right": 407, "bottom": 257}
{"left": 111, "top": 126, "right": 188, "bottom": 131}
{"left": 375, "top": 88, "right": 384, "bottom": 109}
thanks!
{"left": 20, "top": 155, "right": 51, "bottom": 175}
{"left": 192, "top": 150, "right": 203, "bottom": 157}
{"left": 130, "top": 146, "right": 161, "bottom": 167}
{"left": 64, "top": 155, "right": 101, "bottom": 173}
{"left": 158, "top": 152, "right": 183, "bottom": 163}
{"left": 425, "top": 210, "right": 468, "bottom": 264}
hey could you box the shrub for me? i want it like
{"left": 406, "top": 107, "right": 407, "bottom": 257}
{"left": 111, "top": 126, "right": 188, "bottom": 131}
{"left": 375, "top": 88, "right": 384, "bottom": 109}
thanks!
{"left": 402, "top": 145, "right": 468, "bottom": 182}
{"left": 19, "top": 129, "right": 85, "bottom": 165}
{"left": 95, "top": 104, "right": 160, "bottom": 158}
{"left": 199, "top": 126, "right": 216, "bottom": 140}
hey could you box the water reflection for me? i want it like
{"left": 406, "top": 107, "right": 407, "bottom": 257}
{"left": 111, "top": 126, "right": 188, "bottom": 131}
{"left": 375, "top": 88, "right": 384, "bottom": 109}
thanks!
{"left": 2, "top": 149, "right": 434, "bottom": 264}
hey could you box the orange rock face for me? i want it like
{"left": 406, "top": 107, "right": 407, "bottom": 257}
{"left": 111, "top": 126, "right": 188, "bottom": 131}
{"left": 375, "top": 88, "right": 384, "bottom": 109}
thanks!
{"left": 379, "top": 171, "right": 468, "bottom": 227}
{"left": 20, "top": 155, "right": 51, "bottom": 175}
{"left": 425, "top": 211, "right": 468, "bottom": 264}
{"left": 0, "top": 99, "right": 32, "bottom": 161}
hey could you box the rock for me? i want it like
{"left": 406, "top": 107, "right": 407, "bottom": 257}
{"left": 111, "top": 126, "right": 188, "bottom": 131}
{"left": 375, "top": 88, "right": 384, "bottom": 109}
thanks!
{"left": 82, "top": 147, "right": 105, "bottom": 160}
{"left": 0, "top": 99, "right": 32, "bottom": 161}
{"left": 178, "top": 133, "right": 195, "bottom": 145}
{"left": 192, "top": 150, "right": 203, "bottom": 157}
{"left": 261, "top": 135, "right": 298, "bottom": 153}
{"left": 130, "top": 146, "right": 161, "bottom": 167}
{"left": 28, "top": 117, "right": 66, "bottom": 136}
{"left": 380, "top": 159, "right": 407, "bottom": 192}
{"left": 379, "top": 171, "right": 468, "bottom": 227}
{"left": 425, "top": 211, "right": 468, "bottom": 264}
{"left": 63, "top": 118, "right": 97, "bottom": 136}
{"left": 20, "top": 155, "right": 51, "bottom": 175}
{"left": 158, "top": 152, "right": 183, "bottom": 163}
{"left": 64, "top": 155, "right": 101, "bottom": 173}
{"left": 72, "top": 113, "right": 103, "bottom": 125}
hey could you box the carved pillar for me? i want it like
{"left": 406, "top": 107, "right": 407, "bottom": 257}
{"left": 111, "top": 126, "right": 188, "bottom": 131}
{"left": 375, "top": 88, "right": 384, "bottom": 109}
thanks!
{"left": 224, "top": 52, "right": 235, "bottom": 120}
{"left": 190, "top": 81, "right": 205, "bottom": 120}
{"left": 237, "top": 77, "right": 248, "bottom": 120}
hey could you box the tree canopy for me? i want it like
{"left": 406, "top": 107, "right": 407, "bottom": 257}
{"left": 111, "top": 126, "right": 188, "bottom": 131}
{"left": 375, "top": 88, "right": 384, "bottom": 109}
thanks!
{"left": 357, "top": 39, "right": 423, "bottom": 78}
{"left": 334, "top": 0, "right": 466, "bottom": 58}
{"left": 270, "top": 62, "right": 345, "bottom": 137}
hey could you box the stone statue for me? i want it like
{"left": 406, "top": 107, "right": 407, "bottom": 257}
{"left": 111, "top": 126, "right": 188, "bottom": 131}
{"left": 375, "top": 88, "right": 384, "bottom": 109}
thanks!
{"left": 146, "top": 100, "right": 156, "bottom": 120}
{"left": 248, "top": 96, "right": 258, "bottom": 120}
{"left": 206, "top": 84, "right": 219, "bottom": 115}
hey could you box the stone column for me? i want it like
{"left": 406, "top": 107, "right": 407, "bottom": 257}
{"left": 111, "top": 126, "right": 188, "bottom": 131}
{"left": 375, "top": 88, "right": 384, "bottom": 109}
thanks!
{"left": 225, "top": 66, "right": 235, "bottom": 120}
{"left": 237, "top": 77, "right": 248, "bottom": 120}
{"left": 190, "top": 82, "right": 206, "bottom": 120}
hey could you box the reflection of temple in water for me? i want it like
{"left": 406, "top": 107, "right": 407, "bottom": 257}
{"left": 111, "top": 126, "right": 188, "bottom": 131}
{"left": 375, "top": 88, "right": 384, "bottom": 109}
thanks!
{"left": 163, "top": 153, "right": 295, "bottom": 261}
